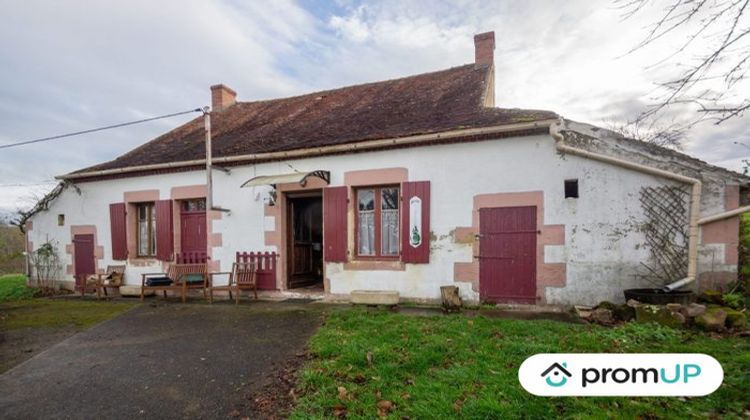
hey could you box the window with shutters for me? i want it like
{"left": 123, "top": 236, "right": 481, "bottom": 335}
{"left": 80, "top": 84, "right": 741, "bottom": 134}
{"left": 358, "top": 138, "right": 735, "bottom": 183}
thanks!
{"left": 356, "top": 186, "right": 400, "bottom": 259}
{"left": 136, "top": 203, "right": 157, "bottom": 257}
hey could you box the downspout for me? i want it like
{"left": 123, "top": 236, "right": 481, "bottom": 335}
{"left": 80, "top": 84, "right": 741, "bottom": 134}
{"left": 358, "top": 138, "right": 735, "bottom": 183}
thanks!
{"left": 549, "top": 119, "right": 702, "bottom": 292}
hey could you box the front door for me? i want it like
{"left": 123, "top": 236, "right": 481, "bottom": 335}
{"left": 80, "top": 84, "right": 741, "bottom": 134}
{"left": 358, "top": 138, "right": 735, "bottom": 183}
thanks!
{"left": 73, "top": 234, "right": 96, "bottom": 277}
{"left": 287, "top": 194, "right": 323, "bottom": 289}
{"left": 479, "top": 206, "right": 537, "bottom": 303}
{"left": 180, "top": 199, "right": 207, "bottom": 254}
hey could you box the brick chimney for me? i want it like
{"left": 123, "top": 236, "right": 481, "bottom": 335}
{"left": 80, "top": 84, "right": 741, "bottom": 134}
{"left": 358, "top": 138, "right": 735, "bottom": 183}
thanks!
{"left": 474, "top": 31, "right": 495, "bottom": 69}
{"left": 474, "top": 32, "right": 496, "bottom": 107}
{"left": 210, "top": 84, "right": 237, "bottom": 112}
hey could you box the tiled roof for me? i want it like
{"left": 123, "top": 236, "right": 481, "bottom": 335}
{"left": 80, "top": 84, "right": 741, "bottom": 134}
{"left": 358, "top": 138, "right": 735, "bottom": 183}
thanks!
{"left": 75, "top": 64, "right": 556, "bottom": 174}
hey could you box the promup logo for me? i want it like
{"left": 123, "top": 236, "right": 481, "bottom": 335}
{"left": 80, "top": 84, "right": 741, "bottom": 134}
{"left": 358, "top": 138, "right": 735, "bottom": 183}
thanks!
{"left": 541, "top": 362, "right": 571, "bottom": 387}
{"left": 519, "top": 354, "right": 723, "bottom": 396}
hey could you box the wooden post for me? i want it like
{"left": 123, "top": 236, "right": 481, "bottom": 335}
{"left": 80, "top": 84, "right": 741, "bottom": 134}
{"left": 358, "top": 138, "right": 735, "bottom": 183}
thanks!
{"left": 204, "top": 109, "right": 212, "bottom": 276}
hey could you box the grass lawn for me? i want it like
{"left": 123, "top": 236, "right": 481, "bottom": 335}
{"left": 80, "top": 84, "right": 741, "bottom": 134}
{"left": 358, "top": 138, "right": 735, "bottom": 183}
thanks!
{"left": 292, "top": 309, "right": 750, "bottom": 419}
{"left": 0, "top": 274, "right": 36, "bottom": 302}
{"left": 0, "top": 299, "right": 137, "bottom": 331}
{"left": 0, "top": 274, "right": 136, "bottom": 331}
{"left": 0, "top": 274, "right": 137, "bottom": 372}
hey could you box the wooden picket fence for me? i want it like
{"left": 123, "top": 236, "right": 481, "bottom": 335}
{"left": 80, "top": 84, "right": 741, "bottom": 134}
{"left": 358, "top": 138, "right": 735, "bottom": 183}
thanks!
{"left": 176, "top": 251, "right": 208, "bottom": 264}
{"left": 236, "top": 251, "right": 278, "bottom": 290}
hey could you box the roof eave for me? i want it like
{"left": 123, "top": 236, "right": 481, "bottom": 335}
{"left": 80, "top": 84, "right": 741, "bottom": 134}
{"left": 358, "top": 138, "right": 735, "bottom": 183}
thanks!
{"left": 57, "top": 120, "right": 558, "bottom": 181}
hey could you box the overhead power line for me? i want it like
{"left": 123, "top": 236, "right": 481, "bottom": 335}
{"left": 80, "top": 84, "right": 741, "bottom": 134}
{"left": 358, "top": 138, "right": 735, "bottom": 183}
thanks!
{"left": 0, "top": 181, "right": 57, "bottom": 188}
{"left": 0, "top": 108, "right": 203, "bottom": 150}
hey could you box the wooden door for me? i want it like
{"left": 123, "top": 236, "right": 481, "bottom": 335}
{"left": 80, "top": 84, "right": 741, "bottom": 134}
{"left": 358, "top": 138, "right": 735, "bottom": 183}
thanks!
{"left": 73, "top": 234, "right": 96, "bottom": 277}
{"left": 287, "top": 196, "right": 323, "bottom": 288}
{"left": 181, "top": 212, "right": 206, "bottom": 253}
{"left": 290, "top": 200, "right": 313, "bottom": 276}
{"left": 479, "top": 206, "right": 537, "bottom": 303}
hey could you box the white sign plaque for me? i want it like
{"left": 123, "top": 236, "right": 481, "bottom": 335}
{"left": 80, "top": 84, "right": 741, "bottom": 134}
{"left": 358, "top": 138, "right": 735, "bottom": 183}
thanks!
{"left": 409, "top": 196, "right": 422, "bottom": 248}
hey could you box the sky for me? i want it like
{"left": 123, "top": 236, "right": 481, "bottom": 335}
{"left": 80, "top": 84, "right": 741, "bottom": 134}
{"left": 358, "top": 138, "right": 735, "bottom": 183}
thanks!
{"left": 0, "top": 0, "right": 748, "bottom": 218}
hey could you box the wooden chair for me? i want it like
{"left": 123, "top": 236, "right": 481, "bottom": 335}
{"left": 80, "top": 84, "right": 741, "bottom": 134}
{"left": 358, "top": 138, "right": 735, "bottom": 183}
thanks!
{"left": 141, "top": 263, "right": 208, "bottom": 303}
{"left": 92, "top": 265, "right": 126, "bottom": 299}
{"left": 75, "top": 274, "right": 97, "bottom": 298}
{"left": 209, "top": 261, "right": 257, "bottom": 304}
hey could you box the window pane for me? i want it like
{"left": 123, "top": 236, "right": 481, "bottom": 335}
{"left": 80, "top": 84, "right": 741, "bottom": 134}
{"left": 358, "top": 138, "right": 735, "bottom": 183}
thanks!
{"left": 137, "top": 203, "right": 157, "bottom": 256}
{"left": 358, "top": 189, "right": 375, "bottom": 255}
{"left": 381, "top": 188, "right": 399, "bottom": 255}
{"left": 358, "top": 189, "right": 374, "bottom": 211}
{"left": 183, "top": 199, "right": 206, "bottom": 212}
{"left": 150, "top": 205, "right": 157, "bottom": 255}
{"left": 381, "top": 187, "right": 399, "bottom": 210}
{"left": 138, "top": 206, "right": 149, "bottom": 256}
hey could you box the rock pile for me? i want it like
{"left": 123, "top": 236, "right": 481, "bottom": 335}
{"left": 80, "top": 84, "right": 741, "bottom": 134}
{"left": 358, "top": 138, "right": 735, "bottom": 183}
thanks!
{"left": 575, "top": 299, "right": 748, "bottom": 332}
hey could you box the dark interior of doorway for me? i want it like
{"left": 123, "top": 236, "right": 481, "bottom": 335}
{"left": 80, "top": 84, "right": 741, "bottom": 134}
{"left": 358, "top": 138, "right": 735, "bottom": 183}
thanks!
{"left": 287, "top": 193, "right": 323, "bottom": 290}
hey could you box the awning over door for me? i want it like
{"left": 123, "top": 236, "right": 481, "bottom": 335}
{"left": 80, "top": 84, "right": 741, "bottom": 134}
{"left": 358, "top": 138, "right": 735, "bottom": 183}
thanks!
{"left": 240, "top": 170, "right": 330, "bottom": 188}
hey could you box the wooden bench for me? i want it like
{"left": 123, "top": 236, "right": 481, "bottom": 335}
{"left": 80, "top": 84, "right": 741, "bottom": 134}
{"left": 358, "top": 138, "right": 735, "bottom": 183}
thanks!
{"left": 141, "top": 263, "right": 208, "bottom": 303}
{"left": 209, "top": 261, "right": 257, "bottom": 304}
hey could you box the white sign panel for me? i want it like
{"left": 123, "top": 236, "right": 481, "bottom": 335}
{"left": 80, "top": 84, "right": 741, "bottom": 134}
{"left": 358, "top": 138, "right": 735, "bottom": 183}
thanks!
{"left": 519, "top": 353, "right": 723, "bottom": 396}
{"left": 409, "top": 196, "right": 422, "bottom": 248}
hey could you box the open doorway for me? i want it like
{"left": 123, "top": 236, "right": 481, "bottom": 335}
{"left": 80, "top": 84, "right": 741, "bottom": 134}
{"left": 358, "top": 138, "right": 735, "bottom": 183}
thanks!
{"left": 286, "top": 192, "right": 323, "bottom": 290}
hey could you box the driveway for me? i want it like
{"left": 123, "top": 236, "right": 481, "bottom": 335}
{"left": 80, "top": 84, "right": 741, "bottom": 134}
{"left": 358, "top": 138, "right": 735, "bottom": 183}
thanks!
{"left": 0, "top": 301, "right": 326, "bottom": 419}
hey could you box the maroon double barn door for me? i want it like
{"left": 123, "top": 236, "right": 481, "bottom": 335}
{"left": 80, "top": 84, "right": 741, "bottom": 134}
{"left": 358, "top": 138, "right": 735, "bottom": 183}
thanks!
{"left": 479, "top": 206, "right": 537, "bottom": 303}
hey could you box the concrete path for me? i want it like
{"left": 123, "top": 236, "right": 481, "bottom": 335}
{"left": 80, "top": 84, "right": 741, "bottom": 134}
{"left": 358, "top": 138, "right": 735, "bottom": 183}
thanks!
{"left": 0, "top": 301, "right": 325, "bottom": 419}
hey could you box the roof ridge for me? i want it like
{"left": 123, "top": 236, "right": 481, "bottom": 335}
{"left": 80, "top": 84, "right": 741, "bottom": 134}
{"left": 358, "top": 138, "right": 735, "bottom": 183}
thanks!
{"left": 67, "top": 62, "right": 559, "bottom": 177}
{"left": 233, "top": 63, "right": 477, "bottom": 107}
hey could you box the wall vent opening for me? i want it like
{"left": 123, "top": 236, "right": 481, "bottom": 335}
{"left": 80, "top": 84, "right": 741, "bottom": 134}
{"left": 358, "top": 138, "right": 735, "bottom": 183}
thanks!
{"left": 57, "top": 214, "right": 65, "bottom": 226}
{"left": 564, "top": 179, "right": 579, "bottom": 199}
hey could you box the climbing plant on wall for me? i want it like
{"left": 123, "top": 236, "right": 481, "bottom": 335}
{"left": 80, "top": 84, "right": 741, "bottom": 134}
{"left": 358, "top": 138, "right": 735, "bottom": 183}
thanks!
{"left": 639, "top": 185, "right": 689, "bottom": 285}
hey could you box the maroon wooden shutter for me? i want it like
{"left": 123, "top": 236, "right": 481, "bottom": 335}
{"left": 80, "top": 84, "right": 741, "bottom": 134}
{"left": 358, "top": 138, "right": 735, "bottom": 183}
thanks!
{"left": 109, "top": 203, "right": 128, "bottom": 260}
{"left": 155, "top": 199, "right": 174, "bottom": 261}
{"left": 401, "top": 181, "right": 430, "bottom": 263}
{"left": 323, "top": 186, "right": 348, "bottom": 262}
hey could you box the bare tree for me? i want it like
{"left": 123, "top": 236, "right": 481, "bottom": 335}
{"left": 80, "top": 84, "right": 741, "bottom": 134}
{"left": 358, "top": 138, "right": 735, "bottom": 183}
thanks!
{"left": 617, "top": 0, "right": 749, "bottom": 124}
{"left": 607, "top": 117, "right": 688, "bottom": 148}
{"left": 736, "top": 141, "right": 750, "bottom": 173}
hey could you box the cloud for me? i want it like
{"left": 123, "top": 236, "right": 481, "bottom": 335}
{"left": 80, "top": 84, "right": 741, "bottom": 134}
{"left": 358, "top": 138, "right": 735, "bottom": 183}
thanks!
{"left": 0, "top": 0, "right": 318, "bottom": 213}
{"left": 0, "top": 0, "right": 746, "bottom": 213}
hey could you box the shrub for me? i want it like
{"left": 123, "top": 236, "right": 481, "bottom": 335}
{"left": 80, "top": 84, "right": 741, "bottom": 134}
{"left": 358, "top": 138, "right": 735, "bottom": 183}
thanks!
{"left": 596, "top": 321, "right": 682, "bottom": 346}
{"left": 722, "top": 293, "right": 747, "bottom": 310}
{"left": 0, "top": 274, "right": 36, "bottom": 302}
{"left": 29, "top": 241, "right": 62, "bottom": 291}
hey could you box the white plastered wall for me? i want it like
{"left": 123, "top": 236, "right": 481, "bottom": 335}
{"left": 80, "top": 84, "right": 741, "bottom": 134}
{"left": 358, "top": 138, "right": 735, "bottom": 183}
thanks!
{"left": 29, "top": 134, "right": 732, "bottom": 305}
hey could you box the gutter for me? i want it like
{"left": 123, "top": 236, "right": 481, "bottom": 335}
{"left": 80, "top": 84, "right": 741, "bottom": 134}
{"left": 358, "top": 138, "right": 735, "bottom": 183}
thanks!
{"left": 56, "top": 119, "right": 559, "bottom": 180}
{"left": 698, "top": 205, "right": 750, "bottom": 225}
{"left": 549, "top": 119, "right": 703, "bottom": 292}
